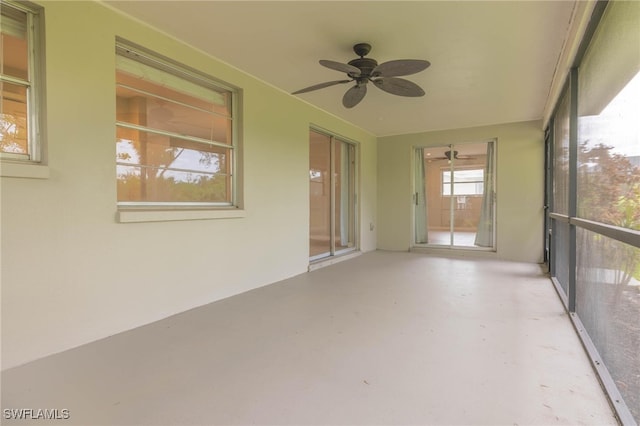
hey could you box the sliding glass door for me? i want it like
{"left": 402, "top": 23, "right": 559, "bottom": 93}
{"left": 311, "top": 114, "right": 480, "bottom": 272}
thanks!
{"left": 414, "top": 141, "right": 496, "bottom": 249}
{"left": 309, "top": 129, "right": 357, "bottom": 261}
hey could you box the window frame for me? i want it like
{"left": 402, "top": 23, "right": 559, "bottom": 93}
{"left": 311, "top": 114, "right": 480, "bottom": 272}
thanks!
{"left": 115, "top": 39, "right": 240, "bottom": 211}
{"left": 545, "top": 1, "right": 640, "bottom": 423}
{"left": 308, "top": 126, "right": 360, "bottom": 263}
{"left": 441, "top": 166, "right": 485, "bottom": 197}
{"left": 0, "top": 0, "right": 45, "bottom": 171}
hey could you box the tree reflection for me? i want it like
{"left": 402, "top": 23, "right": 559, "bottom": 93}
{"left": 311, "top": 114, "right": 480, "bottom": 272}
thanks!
{"left": 0, "top": 113, "right": 28, "bottom": 154}
{"left": 116, "top": 136, "right": 229, "bottom": 203}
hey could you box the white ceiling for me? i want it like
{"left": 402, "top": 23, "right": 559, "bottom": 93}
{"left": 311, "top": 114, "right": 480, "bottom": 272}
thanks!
{"left": 104, "top": 1, "right": 577, "bottom": 137}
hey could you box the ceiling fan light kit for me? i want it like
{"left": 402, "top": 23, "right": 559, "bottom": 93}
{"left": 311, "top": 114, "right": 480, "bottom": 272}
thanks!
{"left": 292, "top": 43, "right": 430, "bottom": 108}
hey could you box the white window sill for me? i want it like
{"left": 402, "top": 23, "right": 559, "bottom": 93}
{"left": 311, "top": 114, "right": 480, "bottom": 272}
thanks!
{"left": 0, "top": 162, "right": 49, "bottom": 179}
{"left": 117, "top": 208, "right": 246, "bottom": 223}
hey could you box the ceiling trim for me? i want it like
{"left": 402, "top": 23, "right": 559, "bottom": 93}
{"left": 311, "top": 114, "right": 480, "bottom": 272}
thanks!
{"left": 542, "top": 0, "right": 598, "bottom": 128}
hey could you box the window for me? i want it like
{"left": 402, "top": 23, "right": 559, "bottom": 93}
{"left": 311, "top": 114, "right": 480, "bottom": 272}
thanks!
{"left": 546, "top": 1, "right": 640, "bottom": 422}
{"left": 1, "top": 1, "right": 43, "bottom": 163}
{"left": 116, "top": 42, "right": 237, "bottom": 207}
{"left": 442, "top": 168, "right": 484, "bottom": 196}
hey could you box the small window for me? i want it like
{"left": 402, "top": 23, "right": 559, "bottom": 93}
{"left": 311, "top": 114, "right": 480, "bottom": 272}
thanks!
{"left": 115, "top": 42, "right": 237, "bottom": 207}
{"left": 1, "top": 1, "right": 43, "bottom": 162}
{"left": 442, "top": 168, "right": 484, "bottom": 196}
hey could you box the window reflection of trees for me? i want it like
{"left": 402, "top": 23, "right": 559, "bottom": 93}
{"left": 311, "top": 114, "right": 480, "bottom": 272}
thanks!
{"left": 116, "top": 136, "right": 229, "bottom": 203}
{"left": 0, "top": 89, "right": 29, "bottom": 155}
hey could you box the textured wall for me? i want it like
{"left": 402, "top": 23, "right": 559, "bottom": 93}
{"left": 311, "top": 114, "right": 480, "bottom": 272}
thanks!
{"left": 378, "top": 121, "right": 544, "bottom": 262}
{"left": 0, "top": 1, "right": 377, "bottom": 369}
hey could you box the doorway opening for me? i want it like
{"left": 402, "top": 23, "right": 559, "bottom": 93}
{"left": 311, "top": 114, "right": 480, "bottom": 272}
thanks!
{"left": 414, "top": 141, "right": 496, "bottom": 250}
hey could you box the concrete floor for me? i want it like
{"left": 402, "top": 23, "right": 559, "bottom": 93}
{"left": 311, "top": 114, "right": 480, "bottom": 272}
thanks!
{"left": 1, "top": 251, "right": 617, "bottom": 425}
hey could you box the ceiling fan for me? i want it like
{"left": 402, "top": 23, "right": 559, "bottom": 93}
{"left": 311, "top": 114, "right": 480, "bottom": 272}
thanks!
{"left": 292, "top": 43, "right": 430, "bottom": 108}
{"left": 433, "top": 150, "right": 476, "bottom": 161}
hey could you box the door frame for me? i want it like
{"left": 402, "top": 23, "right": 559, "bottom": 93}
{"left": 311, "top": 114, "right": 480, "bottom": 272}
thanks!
{"left": 309, "top": 127, "right": 359, "bottom": 262}
{"left": 412, "top": 139, "right": 497, "bottom": 251}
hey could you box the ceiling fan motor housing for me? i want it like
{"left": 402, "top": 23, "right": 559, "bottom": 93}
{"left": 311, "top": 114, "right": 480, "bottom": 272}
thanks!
{"left": 445, "top": 150, "right": 459, "bottom": 160}
{"left": 348, "top": 57, "right": 378, "bottom": 79}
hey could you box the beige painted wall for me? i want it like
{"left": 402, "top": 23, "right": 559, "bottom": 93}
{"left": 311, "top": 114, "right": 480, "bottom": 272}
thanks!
{"left": 0, "top": 1, "right": 377, "bottom": 369}
{"left": 377, "top": 121, "right": 544, "bottom": 262}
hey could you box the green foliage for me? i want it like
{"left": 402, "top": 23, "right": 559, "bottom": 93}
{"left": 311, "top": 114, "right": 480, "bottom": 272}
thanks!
{"left": 577, "top": 142, "right": 640, "bottom": 285}
{"left": 116, "top": 139, "right": 229, "bottom": 203}
{"left": 578, "top": 142, "right": 640, "bottom": 225}
{"left": 613, "top": 183, "right": 640, "bottom": 231}
{"left": 117, "top": 171, "right": 228, "bottom": 203}
{"left": 614, "top": 183, "right": 640, "bottom": 281}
